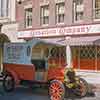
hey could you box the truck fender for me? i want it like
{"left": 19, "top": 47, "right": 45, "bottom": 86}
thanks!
{"left": 5, "top": 69, "right": 20, "bottom": 86}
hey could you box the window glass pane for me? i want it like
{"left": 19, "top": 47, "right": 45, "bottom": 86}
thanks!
{"left": 1, "top": 0, "right": 3, "bottom": 17}
{"left": 41, "top": 8, "right": 43, "bottom": 17}
{"left": 44, "top": 8, "right": 49, "bottom": 16}
{"left": 44, "top": 16, "right": 49, "bottom": 24}
{"left": 95, "top": 0, "right": 100, "bottom": 19}
{"left": 95, "top": 0, "right": 100, "bottom": 8}
{"left": 40, "top": 5, "right": 49, "bottom": 25}
{"left": 76, "top": 0, "right": 83, "bottom": 5}
{"left": 3, "top": 0, "right": 7, "bottom": 17}
{"left": 25, "top": 8, "right": 32, "bottom": 27}
{"left": 56, "top": 2, "right": 65, "bottom": 23}
{"left": 59, "top": 4, "right": 64, "bottom": 14}
{"left": 6, "top": 0, "right": 9, "bottom": 17}
{"left": 58, "top": 14, "right": 64, "bottom": 22}
{"left": 74, "top": 0, "right": 84, "bottom": 21}
{"left": 0, "top": 0, "right": 9, "bottom": 17}
{"left": 76, "top": 12, "right": 83, "bottom": 20}
{"left": 80, "top": 46, "right": 96, "bottom": 59}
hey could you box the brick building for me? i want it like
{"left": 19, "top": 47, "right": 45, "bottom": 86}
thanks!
{"left": 16, "top": 0, "right": 100, "bottom": 71}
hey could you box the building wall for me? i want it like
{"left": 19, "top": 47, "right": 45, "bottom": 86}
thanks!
{"left": 16, "top": 0, "right": 33, "bottom": 30}
{"left": 16, "top": 0, "right": 98, "bottom": 31}
{"left": 1, "top": 22, "right": 24, "bottom": 42}
{"left": 9, "top": 0, "right": 16, "bottom": 22}
{"left": 65, "top": 0, "right": 73, "bottom": 25}
{"left": 84, "top": 0, "right": 93, "bottom": 22}
{"left": 15, "top": 0, "right": 100, "bottom": 71}
{"left": 0, "top": 0, "right": 16, "bottom": 23}
{"left": 0, "top": 0, "right": 24, "bottom": 73}
{"left": 0, "top": 0, "right": 23, "bottom": 42}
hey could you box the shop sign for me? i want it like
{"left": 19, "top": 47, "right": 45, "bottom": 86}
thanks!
{"left": 17, "top": 24, "right": 100, "bottom": 38}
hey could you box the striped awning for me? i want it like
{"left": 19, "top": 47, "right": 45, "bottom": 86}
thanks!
{"left": 59, "top": 36, "right": 100, "bottom": 46}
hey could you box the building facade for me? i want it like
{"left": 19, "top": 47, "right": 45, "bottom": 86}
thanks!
{"left": 16, "top": 0, "right": 100, "bottom": 71}
{"left": 0, "top": 0, "right": 19, "bottom": 42}
{"left": 0, "top": 0, "right": 24, "bottom": 73}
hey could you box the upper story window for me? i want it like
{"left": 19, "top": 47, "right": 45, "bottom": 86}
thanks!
{"left": 25, "top": 8, "right": 32, "bottom": 28}
{"left": 0, "top": 0, "right": 9, "bottom": 18}
{"left": 40, "top": 5, "right": 49, "bottom": 25}
{"left": 56, "top": 2, "right": 65, "bottom": 24}
{"left": 95, "top": 0, "right": 100, "bottom": 19}
{"left": 73, "top": 0, "right": 84, "bottom": 22}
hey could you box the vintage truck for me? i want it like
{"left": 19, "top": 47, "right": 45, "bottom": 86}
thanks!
{"left": 2, "top": 39, "right": 88, "bottom": 100}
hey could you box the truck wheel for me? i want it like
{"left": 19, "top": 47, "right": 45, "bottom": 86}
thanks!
{"left": 3, "top": 74, "right": 15, "bottom": 92}
{"left": 74, "top": 78, "right": 88, "bottom": 97}
{"left": 49, "top": 80, "right": 65, "bottom": 100}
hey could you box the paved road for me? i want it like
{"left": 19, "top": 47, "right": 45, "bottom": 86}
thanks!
{"left": 0, "top": 82, "right": 100, "bottom": 100}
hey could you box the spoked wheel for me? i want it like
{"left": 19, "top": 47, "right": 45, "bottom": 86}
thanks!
{"left": 49, "top": 80, "right": 65, "bottom": 100}
{"left": 3, "top": 74, "right": 15, "bottom": 92}
{"left": 74, "top": 78, "right": 88, "bottom": 97}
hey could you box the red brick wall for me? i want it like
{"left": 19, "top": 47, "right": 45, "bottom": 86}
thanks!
{"left": 16, "top": 0, "right": 33, "bottom": 30}
{"left": 84, "top": 0, "right": 93, "bottom": 23}
{"left": 15, "top": 0, "right": 94, "bottom": 31}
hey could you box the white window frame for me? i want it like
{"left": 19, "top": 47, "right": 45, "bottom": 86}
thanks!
{"left": 24, "top": 7, "right": 32, "bottom": 28}
{"left": 40, "top": 5, "right": 49, "bottom": 26}
{"left": 73, "top": 0, "right": 84, "bottom": 22}
{"left": 94, "top": 0, "right": 100, "bottom": 20}
{"left": 56, "top": 2, "right": 65, "bottom": 24}
{"left": 0, "top": 0, "right": 9, "bottom": 18}
{"left": 55, "top": 0, "right": 65, "bottom": 3}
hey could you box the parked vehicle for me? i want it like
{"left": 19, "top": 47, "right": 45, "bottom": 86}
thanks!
{"left": 3, "top": 39, "right": 88, "bottom": 100}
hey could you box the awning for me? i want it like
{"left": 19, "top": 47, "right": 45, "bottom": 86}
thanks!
{"left": 58, "top": 36, "right": 100, "bottom": 46}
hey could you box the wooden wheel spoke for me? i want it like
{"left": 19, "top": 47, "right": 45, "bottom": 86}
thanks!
{"left": 49, "top": 80, "right": 65, "bottom": 100}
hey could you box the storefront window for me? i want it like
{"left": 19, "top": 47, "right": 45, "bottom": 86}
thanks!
{"left": 50, "top": 47, "right": 59, "bottom": 58}
{"left": 80, "top": 46, "right": 96, "bottom": 59}
{"left": 97, "top": 46, "right": 100, "bottom": 58}
{"left": 50, "top": 47, "right": 66, "bottom": 58}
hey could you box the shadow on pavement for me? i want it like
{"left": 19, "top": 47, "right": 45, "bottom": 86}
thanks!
{"left": 64, "top": 89, "right": 95, "bottom": 100}
{"left": 0, "top": 85, "right": 96, "bottom": 100}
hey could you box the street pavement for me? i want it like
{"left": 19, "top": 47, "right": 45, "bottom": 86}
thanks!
{"left": 0, "top": 71, "right": 100, "bottom": 100}
{"left": 76, "top": 71, "right": 100, "bottom": 92}
{"left": 0, "top": 81, "right": 100, "bottom": 100}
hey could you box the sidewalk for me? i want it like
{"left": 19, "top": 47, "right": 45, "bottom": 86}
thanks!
{"left": 76, "top": 71, "right": 100, "bottom": 92}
